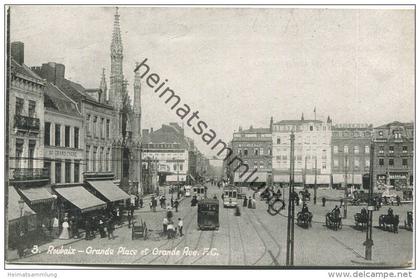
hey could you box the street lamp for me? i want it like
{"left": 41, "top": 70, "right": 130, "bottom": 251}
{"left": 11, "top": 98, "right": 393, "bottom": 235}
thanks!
{"left": 286, "top": 131, "right": 295, "bottom": 266}
{"left": 364, "top": 142, "right": 374, "bottom": 260}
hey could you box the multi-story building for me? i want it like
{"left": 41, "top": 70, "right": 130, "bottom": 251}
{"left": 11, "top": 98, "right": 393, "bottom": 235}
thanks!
{"left": 272, "top": 116, "right": 332, "bottom": 187}
{"left": 8, "top": 42, "right": 55, "bottom": 242}
{"left": 141, "top": 123, "right": 191, "bottom": 187}
{"left": 43, "top": 82, "right": 84, "bottom": 186}
{"left": 231, "top": 124, "right": 273, "bottom": 187}
{"left": 372, "top": 121, "right": 414, "bottom": 189}
{"left": 331, "top": 123, "right": 373, "bottom": 189}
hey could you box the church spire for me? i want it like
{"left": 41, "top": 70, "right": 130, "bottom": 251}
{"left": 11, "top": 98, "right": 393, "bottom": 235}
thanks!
{"left": 99, "top": 68, "right": 107, "bottom": 103}
{"left": 111, "top": 7, "right": 123, "bottom": 56}
{"left": 109, "top": 6, "right": 124, "bottom": 109}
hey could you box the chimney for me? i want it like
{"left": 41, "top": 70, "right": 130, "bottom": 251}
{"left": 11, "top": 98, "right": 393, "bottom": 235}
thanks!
{"left": 270, "top": 116, "right": 274, "bottom": 132}
{"left": 11, "top": 41, "right": 24, "bottom": 65}
{"left": 150, "top": 127, "right": 154, "bottom": 133}
{"left": 55, "top": 63, "right": 65, "bottom": 86}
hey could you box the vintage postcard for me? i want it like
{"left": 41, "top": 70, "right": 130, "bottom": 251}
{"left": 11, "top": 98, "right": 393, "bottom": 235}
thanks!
{"left": 4, "top": 5, "right": 415, "bottom": 269}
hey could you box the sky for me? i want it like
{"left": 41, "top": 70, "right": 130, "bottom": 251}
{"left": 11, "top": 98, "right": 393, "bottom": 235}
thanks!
{"left": 10, "top": 6, "right": 414, "bottom": 157}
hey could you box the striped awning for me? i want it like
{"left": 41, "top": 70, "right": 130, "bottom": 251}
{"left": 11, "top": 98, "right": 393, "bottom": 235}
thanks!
{"left": 54, "top": 186, "right": 107, "bottom": 213}
{"left": 234, "top": 172, "right": 268, "bottom": 183}
{"left": 305, "top": 175, "right": 330, "bottom": 184}
{"left": 274, "top": 174, "right": 303, "bottom": 183}
{"left": 18, "top": 187, "right": 55, "bottom": 205}
{"left": 86, "top": 180, "right": 130, "bottom": 202}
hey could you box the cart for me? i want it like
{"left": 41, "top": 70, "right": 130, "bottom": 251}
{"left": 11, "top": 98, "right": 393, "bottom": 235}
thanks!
{"left": 132, "top": 218, "right": 148, "bottom": 240}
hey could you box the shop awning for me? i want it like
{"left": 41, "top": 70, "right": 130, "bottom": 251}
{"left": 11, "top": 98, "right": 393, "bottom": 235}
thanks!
{"left": 54, "top": 186, "right": 106, "bottom": 213}
{"left": 273, "top": 174, "right": 302, "bottom": 183}
{"left": 166, "top": 174, "right": 186, "bottom": 182}
{"left": 86, "top": 180, "right": 130, "bottom": 202}
{"left": 332, "top": 174, "right": 362, "bottom": 184}
{"left": 304, "top": 175, "right": 330, "bottom": 184}
{"left": 234, "top": 172, "right": 267, "bottom": 183}
{"left": 18, "top": 187, "right": 55, "bottom": 205}
{"left": 8, "top": 187, "right": 36, "bottom": 222}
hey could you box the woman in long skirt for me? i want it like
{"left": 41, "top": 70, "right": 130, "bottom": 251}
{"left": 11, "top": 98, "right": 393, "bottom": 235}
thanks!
{"left": 59, "top": 218, "right": 70, "bottom": 240}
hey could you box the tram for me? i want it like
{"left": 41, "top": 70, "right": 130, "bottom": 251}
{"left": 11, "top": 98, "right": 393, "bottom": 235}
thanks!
{"left": 193, "top": 185, "right": 207, "bottom": 198}
{"left": 222, "top": 186, "right": 238, "bottom": 208}
{"left": 197, "top": 199, "right": 220, "bottom": 230}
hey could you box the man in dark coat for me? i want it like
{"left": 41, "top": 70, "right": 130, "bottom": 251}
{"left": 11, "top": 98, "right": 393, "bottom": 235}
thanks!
{"left": 243, "top": 196, "right": 248, "bottom": 207}
{"left": 174, "top": 199, "right": 179, "bottom": 212}
{"left": 248, "top": 197, "right": 253, "bottom": 208}
{"left": 106, "top": 217, "right": 115, "bottom": 240}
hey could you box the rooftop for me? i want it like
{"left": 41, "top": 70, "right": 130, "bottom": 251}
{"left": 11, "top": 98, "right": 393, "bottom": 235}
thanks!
{"left": 44, "top": 83, "right": 82, "bottom": 118}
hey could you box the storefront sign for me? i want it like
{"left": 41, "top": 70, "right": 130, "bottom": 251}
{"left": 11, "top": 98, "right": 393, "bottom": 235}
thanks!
{"left": 45, "top": 148, "right": 82, "bottom": 159}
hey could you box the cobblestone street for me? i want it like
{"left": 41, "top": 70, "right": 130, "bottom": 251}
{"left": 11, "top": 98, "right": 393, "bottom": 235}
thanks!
{"left": 14, "top": 184, "right": 413, "bottom": 267}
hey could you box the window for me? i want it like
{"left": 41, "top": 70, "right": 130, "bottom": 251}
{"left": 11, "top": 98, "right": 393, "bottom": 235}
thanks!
{"left": 310, "top": 126, "right": 313, "bottom": 131}
{"left": 322, "top": 161, "right": 326, "bottom": 170}
{"left": 402, "top": 158, "right": 408, "bottom": 166}
{"left": 99, "top": 147, "right": 103, "bottom": 171}
{"left": 260, "top": 148, "right": 264, "bottom": 155}
{"left": 93, "top": 117, "right": 98, "bottom": 137}
{"left": 389, "top": 146, "right": 394, "bottom": 154}
{"left": 74, "top": 161, "right": 80, "bottom": 182}
{"left": 28, "top": 140, "right": 36, "bottom": 169}
{"left": 379, "top": 158, "right": 384, "bottom": 166}
{"left": 86, "top": 115, "right": 91, "bottom": 135}
{"left": 365, "top": 145, "right": 369, "bottom": 154}
{"left": 86, "top": 145, "right": 90, "bottom": 171}
{"left": 334, "top": 159, "right": 339, "bottom": 167}
{"left": 100, "top": 118, "right": 104, "bottom": 139}
{"left": 15, "top": 139, "right": 23, "bottom": 169}
{"left": 244, "top": 149, "right": 248, "bottom": 156}
{"left": 15, "top": 97, "right": 24, "bottom": 115}
{"left": 379, "top": 131, "right": 383, "bottom": 136}
{"left": 402, "top": 146, "right": 408, "bottom": 153}
{"left": 107, "top": 148, "right": 111, "bottom": 171}
{"left": 65, "top": 160, "right": 71, "bottom": 183}
{"left": 269, "top": 148, "right": 272, "bottom": 155}
{"left": 379, "top": 146, "right": 384, "bottom": 154}
{"left": 180, "top": 164, "right": 183, "bottom": 171}
{"left": 55, "top": 124, "right": 61, "bottom": 146}
{"left": 64, "top": 126, "right": 70, "bottom": 147}
{"left": 354, "top": 146, "right": 359, "bottom": 154}
{"left": 365, "top": 159, "right": 370, "bottom": 168}
{"left": 389, "top": 159, "right": 394, "bottom": 166}
{"left": 277, "top": 138, "right": 281, "bottom": 144}
{"left": 44, "top": 122, "right": 51, "bottom": 146}
{"left": 93, "top": 147, "right": 97, "bottom": 171}
{"left": 74, "top": 127, "right": 79, "bottom": 149}
{"left": 254, "top": 148, "right": 259, "bottom": 156}
{"left": 344, "top": 146, "right": 349, "bottom": 153}
{"left": 354, "top": 158, "right": 359, "bottom": 168}
{"left": 333, "top": 146, "right": 338, "bottom": 154}
{"left": 106, "top": 119, "right": 110, "bottom": 138}
{"left": 44, "top": 161, "right": 51, "bottom": 180}
{"left": 173, "top": 164, "right": 177, "bottom": 171}
{"left": 28, "top": 100, "right": 36, "bottom": 117}
{"left": 55, "top": 162, "right": 61, "bottom": 183}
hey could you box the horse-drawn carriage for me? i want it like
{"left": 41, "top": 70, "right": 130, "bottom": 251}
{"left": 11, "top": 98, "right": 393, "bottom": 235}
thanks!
{"left": 297, "top": 212, "right": 313, "bottom": 228}
{"left": 326, "top": 210, "right": 342, "bottom": 230}
{"left": 354, "top": 209, "right": 368, "bottom": 231}
{"left": 132, "top": 218, "right": 148, "bottom": 240}
{"left": 378, "top": 214, "right": 399, "bottom": 233}
{"left": 404, "top": 211, "right": 413, "bottom": 231}
{"left": 299, "top": 189, "right": 311, "bottom": 202}
{"left": 349, "top": 191, "right": 382, "bottom": 206}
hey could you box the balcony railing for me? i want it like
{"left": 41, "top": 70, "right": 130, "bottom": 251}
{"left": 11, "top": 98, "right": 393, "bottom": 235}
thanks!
{"left": 12, "top": 168, "right": 50, "bottom": 181}
{"left": 14, "top": 115, "right": 40, "bottom": 131}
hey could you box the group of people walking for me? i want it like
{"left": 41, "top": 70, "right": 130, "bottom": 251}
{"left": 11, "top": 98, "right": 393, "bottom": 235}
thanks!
{"left": 162, "top": 215, "right": 184, "bottom": 239}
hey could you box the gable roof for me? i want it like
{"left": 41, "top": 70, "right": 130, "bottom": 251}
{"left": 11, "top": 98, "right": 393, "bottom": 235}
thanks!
{"left": 44, "top": 83, "right": 82, "bottom": 118}
{"left": 11, "top": 59, "right": 44, "bottom": 85}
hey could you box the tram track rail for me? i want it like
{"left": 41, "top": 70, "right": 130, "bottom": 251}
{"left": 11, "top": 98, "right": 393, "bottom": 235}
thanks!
{"left": 242, "top": 208, "right": 269, "bottom": 265}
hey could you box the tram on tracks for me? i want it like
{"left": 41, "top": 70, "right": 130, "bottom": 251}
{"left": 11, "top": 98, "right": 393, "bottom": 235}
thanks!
{"left": 197, "top": 199, "right": 220, "bottom": 230}
{"left": 222, "top": 186, "right": 238, "bottom": 208}
{"left": 193, "top": 185, "right": 207, "bottom": 198}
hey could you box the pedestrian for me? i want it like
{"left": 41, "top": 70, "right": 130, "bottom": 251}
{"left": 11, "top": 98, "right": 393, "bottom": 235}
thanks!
{"left": 106, "top": 217, "right": 115, "bottom": 240}
{"left": 52, "top": 216, "right": 59, "bottom": 239}
{"left": 70, "top": 216, "right": 79, "bottom": 239}
{"left": 98, "top": 216, "right": 106, "bottom": 238}
{"left": 178, "top": 218, "right": 184, "bottom": 236}
{"left": 59, "top": 217, "right": 70, "bottom": 240}
{"left": 322, "top": 197, "right": 327, "bottom": 207}
{"left": 396, "top": 195, "right": 401, "bottom": 206}
{"left": 152, "top": 198, "right": 157, "bottom": 212}
{"left": 116, "top": 208, "right": 121, "bottom": 227}
{"left": 243, "top": 196, "right": 248, "bottom": 207}
{"left": 139, "top": 196, "right": 144, "bottom": 208}
{"left": 174, "top": 199, "right": 179, "bottom": 212}
{"left": 167, "top": 221, "right": 175, "bottom": 239}
{"left": 16, "top": 228, "right": 26, "bottom": 258}
{"left": 252, "top": 197, "right": 256, "bottom": 209}
{"left": 163, "top": 217, "right": 168, "bottom": 235}
{"left": 171, "top": 197, "right": 174, "bottom": 208}
{"left": 130, "top": 204, "right": 135, "bottom": 217}
{"left": 340, "top": 199, "right": 344, "bottom": 208}
{"left": 128, "top": 211, "right": 133, "bottom": 228}
{"left": 248, "top": 197, "right": 252, "bottom": 208}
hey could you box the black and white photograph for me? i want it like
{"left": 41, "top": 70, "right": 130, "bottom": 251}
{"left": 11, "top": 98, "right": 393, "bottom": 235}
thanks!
{"left": 3, "top": 3, "right": 415, "bottom": 271}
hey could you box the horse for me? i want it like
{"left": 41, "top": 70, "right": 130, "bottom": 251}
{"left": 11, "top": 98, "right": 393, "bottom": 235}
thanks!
{"left": 297, "top": 212, "right": 313, "bottom": 228}
{"left": 326, "top": 211, "right": 342, "bottom": 231}
{"left": 354, "top": 213, "right": 368, "bottom": 231}
{"left": 299, "top": 190, "right": 311, "bottom": 202}
{"left": 378, "top": 214, "right": 399, "bottom": 233}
